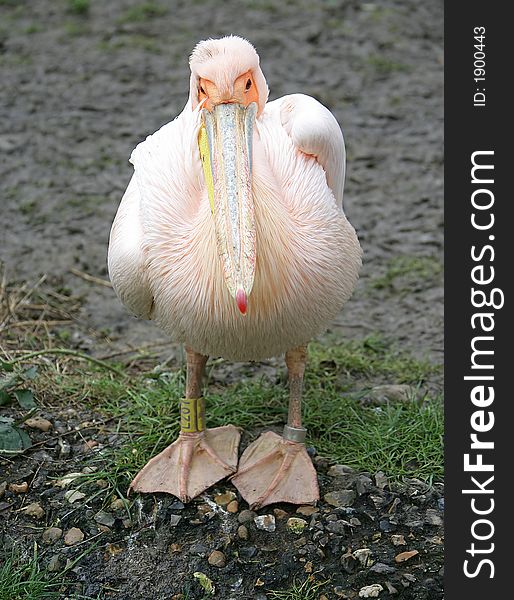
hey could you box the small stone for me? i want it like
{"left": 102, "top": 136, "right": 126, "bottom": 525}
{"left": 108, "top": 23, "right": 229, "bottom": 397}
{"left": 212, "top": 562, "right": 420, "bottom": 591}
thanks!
{"left": 296, "top": 505, "right": 318, "bottom": 516}
{"left": 64, "top": 489, "right": 85, "bottom": 504}
{"left": 237, "top": 525, "right": 249, "bottom": 540}
{"left": 379, "top": 519, "right": 396, "bottom": 532}
{"left": 9, "top": 482, "right": 28, "bottom": 494}
{"left": 395, "top": 550, "right": 419, "bottom": 563}
{"left": 226, "top": 500, "right": 239, "bottom": 513}
{"left": 214, "top": 491, "right": 236, "bottom": 506}
{"left": 95, "top": 479, "right": 108, "bottom": 489}
{"left": 42, "top": 527, "right": 63, "bottom": 543}
{"left": 354, "top": 548, "right": 373, "bottom": 567}
{"left": 170, "top": 514, "right": 182, "bottom": 527}
{"left": 328, "top": 464, "right": 354, "bottom": 477}
{"left": 375, "top": 471, "right": 388, "bottom": 490}
{"left": 254, "top": 514, "right": 276, "bottom": 532}
{"left": 350, "top": 517, "right": 361, "bottom": 526}
{"left": 94, "top": 510, "right": 115, "bottom": 527}
{"left": 47, "top": 555, "right": 61, "bottom": 572}
{"left": 341, "top": 550, "right": 357, "bottom": 573}
{"left": 169, "top": 543, "right": 182, "bottom": 554}
{"left": 359, "top": 583, "right": 383, "bottom": 598}
{"left": 54, "top": 472, "right": 82, "bottom": 488}
{"left": 384, "top": 581, "right": 398, "bottom": 595}
{"left": 110, "top": 498, "right": 125, "bottom": 512}
{"left": 169, "top": 501, "right": 185, "bottom": 510}
{"left": 238, "top": 509, "right": 256, "bottom": 523}
{"left": 286, "top": 517, "right": 307, "bottom": 534}
{"left": 326, "top": 519, "right": 352, "bottom": 534}
{"left": 368, "top": 384, "right": 416, "bottom": 404}
{"left": 208, "top": 550, "right": 226, "bottom": 568}
{"left": 105, "top": 543, "right": 123, "bottom": 557}
{"left": 25, "top": 417, "right": 52, "bottom": 432}
{"left": 355, "top": 475, "right": 373, "bottom": 495}
{"left": 190, "top": 543, "right": 209, "bottom": 556}
{"left": 64, "top": 527, "right": 84, "bottom": 546}
{"left": 22, "top": 502, "right": 44, "bottom": 519}
{"left": 370, "top": 563, "right": 396, "bottom": 575}
{"left": 324, "top": 490, "right": 356, "bottom": 507}
{"left": 391, "top": 534, "right": 406, "bottom": 546}
{"left": 240, "top": 546, "right": 257, "bottom": 559}
{"left": 273, "top": 508, "right": 288, "bottom": 519}
{"left": 0, "top": 481, "right": 6, "bottom": 498}
{"left": 370, "top": 494, "right": 386, "bottom": 509}
{"left": 82, "top": 439, "right": 99, "bottom": 452}
{"left": 425, "top": 508, "right": 443, "bottom": 526}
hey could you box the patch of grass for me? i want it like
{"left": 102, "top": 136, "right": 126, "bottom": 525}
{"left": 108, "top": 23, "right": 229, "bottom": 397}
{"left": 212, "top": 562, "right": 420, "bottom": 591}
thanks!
{"left": 0, "top": 545, "right": 62, "bottom": 600}
{"left": 267, "top": 575, "right": 328, "bottom": 600}
{"left": 67, "top": 0, "right": 90, "bottom": 16}
{"left": 366, "top": 54, "right": 410, "bottom": 75}
{"left": 118, "top": 2, "right": 168, "bottom": 23}
{"left": 370, "top": 255, "right": 443, "bottom": 292}
{"left": 30, "top": 334, "right": 442, "bottom": 500}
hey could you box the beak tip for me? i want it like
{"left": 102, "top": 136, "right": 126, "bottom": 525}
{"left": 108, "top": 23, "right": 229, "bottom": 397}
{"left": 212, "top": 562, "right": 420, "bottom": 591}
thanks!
{"left": 236, "top": 288, "right": 248, "bottom": 315}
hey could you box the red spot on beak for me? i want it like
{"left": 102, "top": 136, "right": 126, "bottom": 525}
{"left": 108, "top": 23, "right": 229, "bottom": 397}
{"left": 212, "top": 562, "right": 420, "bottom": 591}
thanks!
{"left": 236, "top": 289, "right": 248, "bottom": 315}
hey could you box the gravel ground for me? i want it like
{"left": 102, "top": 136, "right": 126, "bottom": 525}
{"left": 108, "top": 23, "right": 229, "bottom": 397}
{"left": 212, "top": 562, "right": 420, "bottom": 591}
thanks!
{"left": 1, "top": 0, "right": 444, "bottom": 598}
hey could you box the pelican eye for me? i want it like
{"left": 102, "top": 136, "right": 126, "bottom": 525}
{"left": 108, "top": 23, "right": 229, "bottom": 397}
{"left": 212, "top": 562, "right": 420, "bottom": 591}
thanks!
{"left": 245, "top": 78, "right": 252, "bottom": 91}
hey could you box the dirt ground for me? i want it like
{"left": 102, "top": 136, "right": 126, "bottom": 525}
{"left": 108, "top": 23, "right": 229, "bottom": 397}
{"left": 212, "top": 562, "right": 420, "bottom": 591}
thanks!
{"left": 1, "top": 0, "right": 444, "bottom": 598}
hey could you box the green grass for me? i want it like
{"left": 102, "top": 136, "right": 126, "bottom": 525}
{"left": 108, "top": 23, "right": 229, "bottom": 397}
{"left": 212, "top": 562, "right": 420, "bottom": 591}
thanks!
{"left": 366, "top": 55, "right": 411, "bottom": 75}
{"left": 29, "top": 335, "right": 442, "bottom": 501}
{"left": 267, "top": 576, "right": 327, "bottom": 600}
{"left": 118, "top": 2, "right": 168, "bottom": 23}
{"left": 0, "top": 545, "right": 61, "bottom": 600}
{"left": 67, "top": 0, "right": 90, "bottom": 16}
{"left": 370, "top": 255, "right": 443, "bottom": 292}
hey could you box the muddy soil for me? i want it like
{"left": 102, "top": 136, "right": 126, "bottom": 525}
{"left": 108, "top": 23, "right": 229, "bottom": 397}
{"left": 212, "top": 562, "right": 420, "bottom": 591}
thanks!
{"left": 1, "top": 0, "right": 443, "bottom": 598}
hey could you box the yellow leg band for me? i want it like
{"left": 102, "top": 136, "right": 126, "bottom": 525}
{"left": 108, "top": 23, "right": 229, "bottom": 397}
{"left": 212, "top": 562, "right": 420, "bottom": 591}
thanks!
{"left": 180, "top": 397, "right": 205, "bottom": 433}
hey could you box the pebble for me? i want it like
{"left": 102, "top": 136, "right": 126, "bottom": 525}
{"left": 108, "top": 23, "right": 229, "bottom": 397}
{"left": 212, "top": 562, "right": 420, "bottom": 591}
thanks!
{"left": 226, "top": 500, "right": 239, "bottom": 513}
{"left": 368, "top": 384, "right": 416, "bottom": 404}
{"left": 208, "top": 550, "right": 226, "bottom": 568}
{"left": 238, "top": 509, "right": 256, "bottom": 524}
{"left": 375, "top": 471, "right": 388, "bottom": 490}
{"left": 355, "top": 475, "right": 373, "bottom": 495}
{"left": 327, "top": 464, "right": 354, "bottom": 477}
{"left": 391, "top": 534, "right": 406, "bottom": 546}
{"left": 190, "top": 543, "right": 209, "bottom": 556}
{"left": 94, "top": 510, "right": 115, "bottom": 527}
{"left": 370, "top": 562, "right": 396, "bottom": 574}
{"left": 47, "top": 555, "right": 61, "bottom": 572}
{"left": 214, "top": 491, "right": 236, "bottom": 506}
{"left": 395, "top": 550, "right": 419, "bottom": 563}
{"left": 359, "top": 583, "right": 383, "bottom": 598}
{"left": 237, "top": 525, "right": 249, "bottom": 540}
{"left": 286, "top": 517, "right": 307, "bottom": 534}
{"left": 64, "top": 527, "right": 84, "bottom": 546}
{"left": 25, "top": 417, "right": 53, "bottom": 432}
{"left": 22, "top": 502, "right": 44, "bottom": 518}
{"left": 354, "top": 548, "right": 373, "bottom": 567}
{"left": 170, "top": 514, "right": 182, "bottom": 527}
{"left": 273, "top": 508, "right": 288, "bottom": 519}
{"left": 42, "top": 527, "right": 63, "bottom": 543}
{"left": 110, "top": 498, "right": 125, "bottom": 512}
{"left": 379, "top": 518, "right": 396, "bottom": 532}
{"left": 64, "top": 489, "right": 86, "bottom": 504}
{"left": 326, "top": 519, "right": 351, "bottom": 534}
{"left": 0, "top": 481, "right": 6, "bottom": 498}
{"left": 296, "top": 505, "right": 318, "bottom": 516}
{"left": 169, "top": 501, "right": 185, "bottom": 510}
{"left": 425, "top": 508, "right": 443, "bottom": 526}
{"left": 9, "top": 482, "right": 28, "bottom": 494}
{"left": 254, "top": 514, "right": 276, "bottom": 532}
{"left": 324, "top": 490, "right": 356, "bottom": 507}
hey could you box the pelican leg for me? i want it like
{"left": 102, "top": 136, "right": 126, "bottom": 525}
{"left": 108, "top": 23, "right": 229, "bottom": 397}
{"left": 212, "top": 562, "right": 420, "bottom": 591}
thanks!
{"left": 129, "top": 347, "right": 240, "bottom": 501}
{"left": 232, "top": 345, "right": 319, "bottom": 509}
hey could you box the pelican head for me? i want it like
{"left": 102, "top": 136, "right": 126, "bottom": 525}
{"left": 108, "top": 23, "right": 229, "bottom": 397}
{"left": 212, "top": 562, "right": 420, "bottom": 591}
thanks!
{"left": 189, "top": 36, "right": 269, "bottom": 315}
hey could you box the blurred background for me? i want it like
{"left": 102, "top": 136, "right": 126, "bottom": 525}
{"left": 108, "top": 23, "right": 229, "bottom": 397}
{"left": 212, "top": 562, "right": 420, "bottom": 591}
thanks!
{"left": 0, "top": 0, "right": 443, "bottom": 367}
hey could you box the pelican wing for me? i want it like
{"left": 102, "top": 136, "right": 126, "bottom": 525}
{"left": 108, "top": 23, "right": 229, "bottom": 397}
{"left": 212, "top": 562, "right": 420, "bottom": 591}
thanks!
{"left": 279, "top": 94, "right": 346, "bottom": 209}
{"left": 108, "top": 174, "right": 154, "bottom": 319}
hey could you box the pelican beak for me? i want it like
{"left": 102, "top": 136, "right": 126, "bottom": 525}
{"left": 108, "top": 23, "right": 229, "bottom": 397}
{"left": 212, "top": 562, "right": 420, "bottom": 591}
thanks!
{"left": 200, "top": 102, "right": 257, "bottom": 315}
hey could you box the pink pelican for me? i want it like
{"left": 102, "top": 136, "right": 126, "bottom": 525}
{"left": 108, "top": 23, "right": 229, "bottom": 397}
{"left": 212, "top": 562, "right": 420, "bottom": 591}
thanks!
{"left": 108, "top": 36, "right": 362, "bottom": 508}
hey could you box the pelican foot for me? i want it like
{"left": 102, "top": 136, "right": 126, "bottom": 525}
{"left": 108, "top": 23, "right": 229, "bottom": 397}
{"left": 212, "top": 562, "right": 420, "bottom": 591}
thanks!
{"left": 129, "top": 425, "right": 241, "bottom": 502}
{"left": 231, "top": 431, "right": 319, "bottom": 509}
